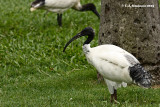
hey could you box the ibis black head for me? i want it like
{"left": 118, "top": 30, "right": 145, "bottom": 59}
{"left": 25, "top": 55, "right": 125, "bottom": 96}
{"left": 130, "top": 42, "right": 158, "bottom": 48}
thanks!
{"left": 80, "top": 3, "right": 100, "bottom": 19}
{"left": 31, "top": 0, "right": 45, "bottom": 9}
{"left": 63, "top": 27, "right": 95, "bottom": 52}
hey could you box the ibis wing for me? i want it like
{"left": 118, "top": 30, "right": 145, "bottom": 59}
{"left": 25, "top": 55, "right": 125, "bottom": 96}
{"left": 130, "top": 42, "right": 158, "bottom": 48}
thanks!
{"left": 98, "top": 52, "right": 139, "bottom": 68}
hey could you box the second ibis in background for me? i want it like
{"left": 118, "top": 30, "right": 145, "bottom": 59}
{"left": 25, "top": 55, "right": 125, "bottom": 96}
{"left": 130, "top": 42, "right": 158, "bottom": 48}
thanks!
{"left": 30, "top": 0, "right": 100, "bottom": 26}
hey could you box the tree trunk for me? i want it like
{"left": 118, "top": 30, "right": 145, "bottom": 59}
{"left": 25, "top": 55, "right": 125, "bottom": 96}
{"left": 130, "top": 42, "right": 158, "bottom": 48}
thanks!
{"left": 99, "top": 0, "right": 160, "bottom": 85}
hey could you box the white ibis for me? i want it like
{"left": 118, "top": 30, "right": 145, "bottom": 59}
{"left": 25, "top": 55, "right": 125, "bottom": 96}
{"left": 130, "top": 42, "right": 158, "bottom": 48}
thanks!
{"left": 30, "top": 0, "right": 100, "bottom": 26}
{"left": 63, "top": 27, "right": 152, "bottom": 103}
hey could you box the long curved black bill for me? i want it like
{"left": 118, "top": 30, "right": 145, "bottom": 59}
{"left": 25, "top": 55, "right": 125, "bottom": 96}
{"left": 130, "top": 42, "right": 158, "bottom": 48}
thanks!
{"left": 63, "top": 33, "right": 81, "bottom": 52}
{"left": 93, "top": 9, "right": 100, "bottom": 19}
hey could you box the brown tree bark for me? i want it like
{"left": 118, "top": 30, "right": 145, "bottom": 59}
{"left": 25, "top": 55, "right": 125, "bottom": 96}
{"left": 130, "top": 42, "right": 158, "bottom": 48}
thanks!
{"left": 99, "top": 0, "right": 160, "bottom": 84}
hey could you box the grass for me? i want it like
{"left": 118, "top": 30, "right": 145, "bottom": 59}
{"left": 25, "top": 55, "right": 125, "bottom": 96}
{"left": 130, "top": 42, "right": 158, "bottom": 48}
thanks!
{"left": 0, "top": 0, "right": 160, "bottom": 106}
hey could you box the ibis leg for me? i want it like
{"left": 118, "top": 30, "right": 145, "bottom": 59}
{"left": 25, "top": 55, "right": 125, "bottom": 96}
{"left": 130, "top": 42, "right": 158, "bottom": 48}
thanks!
{"left": 114, "top": 89, "right": 117, "bottom": 101}
{"left": 110, "top": 89, "right": 117, "bottom": 103}
{"left": 111, "top": 94, "right": 114, "bottom": 103}
{"left": 57, "top": 13, "right": 62, "bottom": 26}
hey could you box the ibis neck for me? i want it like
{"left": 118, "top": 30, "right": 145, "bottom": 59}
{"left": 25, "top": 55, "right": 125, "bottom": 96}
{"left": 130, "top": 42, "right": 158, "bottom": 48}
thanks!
{"left": 82, "top": 33, "right": 93, "bottom": 54}
{"left": 83, "top": 35, "right": 94, "bottom": 45}
{"left": 83, "top": 44, "right": 91, "bottom": 54}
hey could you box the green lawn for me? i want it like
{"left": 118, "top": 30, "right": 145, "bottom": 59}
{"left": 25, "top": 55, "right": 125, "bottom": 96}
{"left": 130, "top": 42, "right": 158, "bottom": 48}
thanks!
{"left": 0, "top": 0, "right": 160, "bottom": 106}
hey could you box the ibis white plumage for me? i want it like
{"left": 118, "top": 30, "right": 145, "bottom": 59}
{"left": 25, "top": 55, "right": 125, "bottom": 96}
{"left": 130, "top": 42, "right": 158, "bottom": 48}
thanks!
{"left": 63, "top": 27, "right": 152, "bottom": 103}
{"left": 30, "top": 0, "right": 100, "bottom": 26}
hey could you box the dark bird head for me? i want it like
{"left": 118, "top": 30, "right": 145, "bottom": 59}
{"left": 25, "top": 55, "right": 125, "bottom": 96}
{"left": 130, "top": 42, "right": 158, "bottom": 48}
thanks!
{"left": 30, "top": 0, "right": 45, "bottom": 11}
{"left": 63, "top": 27, "right": 95, "bottom": 52}
{"left": 80, "top": 3, "right": 100, "bottom": 19}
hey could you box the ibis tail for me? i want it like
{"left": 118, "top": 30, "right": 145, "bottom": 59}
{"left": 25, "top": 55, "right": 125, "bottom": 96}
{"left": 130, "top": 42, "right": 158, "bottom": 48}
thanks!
{"left": 129, "top": 64, "right": 152, "bottom": 88}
